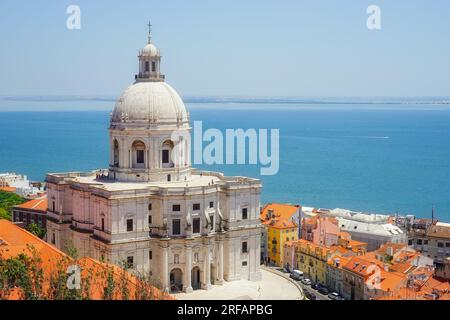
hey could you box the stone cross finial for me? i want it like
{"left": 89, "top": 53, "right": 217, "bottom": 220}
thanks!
{"left": 147, "top": 21, "right": 152, "bottom": 43}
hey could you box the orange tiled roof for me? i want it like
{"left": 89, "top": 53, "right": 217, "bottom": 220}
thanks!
{"left": 427, "top": 224, "right": 450, "bottom": 239}
{"left": 439, "top": 293, "right": 450, "bottom": 300}
{"left": 260, "top": 203, "right": 300, "bottom": 225}
{"left": 0, "top": 187, "right": 16, "bottom": 192}
{"left": 14, "top": 197, "right": 47, "bottom": 212}
{"left": 390, "top": 261, "right": 414, "bottom": 274}
{"left": 379, "top": 270, "right": 406, "bottom": 292}
{"left": 327, "top": 255, "right": 351, "bottom": 269}
{"left": 375, "top": 242, "right": 407, "bottom": 256}
{"left": 344, "top": 255, "right": 407, "bottom": 294}
{"left": 344, "top": 256, "right": 377, "bottom": 277}
{"left": 421, "top": 276, "right": 450, "bottom": 294}
{"left": 270, "top": 219, "right": 297, "bottom": 229}
{"left": 363, "top": 252, "right": 377, "bottom": 260}
{"left": 377, "top": 287, "right": 422, "bottom": 300}
{"left": 0, "top": 220, "right": 171, "bottom": 300}
{"left": 295, "top": 239, "right": 329, "bottom": 256}
{"left": 329, "top": 245, "right": 356, "bottom": 257}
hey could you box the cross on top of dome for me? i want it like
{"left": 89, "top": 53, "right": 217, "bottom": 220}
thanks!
{"left": 147, "top": 21, "right": 152, "bottom": 44}
{"left": 136, "top": 23, "right": 164, "bottom": 82}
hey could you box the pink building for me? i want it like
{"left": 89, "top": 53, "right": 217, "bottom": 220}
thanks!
{"left": 301, "top": 216, "right": 340, "bottom": 247}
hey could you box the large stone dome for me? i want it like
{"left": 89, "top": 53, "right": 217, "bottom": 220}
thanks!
{"left": 111, "top": 81, "right": 189, "bottom": 126}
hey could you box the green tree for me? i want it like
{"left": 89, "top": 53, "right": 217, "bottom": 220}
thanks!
{"left": 103, "top": 268, "right": 116, "bottom": 300}
{"left": 0, "top": 191, "right": 26, "bottom": 220}
{"left": 0, "top": 208, "right": 9, "bottom": 220}
{"left": 26, "top": 223, "right": 46, "bottom": 239}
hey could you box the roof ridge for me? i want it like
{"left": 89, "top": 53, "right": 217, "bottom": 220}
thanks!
{"left": 0, "top": 220, "right": 69, "bottom": 258}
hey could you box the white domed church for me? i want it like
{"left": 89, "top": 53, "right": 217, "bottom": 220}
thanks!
{"left": 45, "top": 27, "right": 262, "bottom": 293}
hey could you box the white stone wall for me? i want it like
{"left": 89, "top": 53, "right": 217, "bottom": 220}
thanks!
{"left": 45, "top": 170, "right": 262, "bottom": 293}
{"left": 109, "top": 127, "right": 191, "bottom": 182}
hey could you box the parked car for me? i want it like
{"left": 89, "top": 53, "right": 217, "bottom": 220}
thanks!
{"left": 301, "top": 278, "right": 312, "bottom": 285}
{"left": 328, "top": 292, "right": 341, "bottom": 300}
{"left": 303, "top": 289, "right": 316, "bottom": 300}
{"left": 318, "top": 286, "right": 330, "bottom": 295}
{"left": 290, "top": 269, "right": 304, "bottom": 281}
{"left": 311, "top": 282, "right": 320, "bottom": 290}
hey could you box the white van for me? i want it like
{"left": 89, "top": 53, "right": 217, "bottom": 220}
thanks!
{"left": 290, "top": 269, "right": 304, "bottom": 281}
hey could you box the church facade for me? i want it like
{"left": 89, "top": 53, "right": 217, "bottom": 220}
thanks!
{"left": 45, "top": 28, "right": 262, "bottom": 293}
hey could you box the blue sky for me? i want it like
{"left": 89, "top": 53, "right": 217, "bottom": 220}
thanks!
{"left": 1, "top": 0, "right": 449, "bottom": 97}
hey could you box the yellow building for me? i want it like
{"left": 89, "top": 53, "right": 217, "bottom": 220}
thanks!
{"left": 296, "top": 239, "right": 331, "bottom": 285}
{"left": 267, "top": 220, "right": 298, "bottom": 266}
{"left": 260, "top": 203, "right": 300, "bottom": 266}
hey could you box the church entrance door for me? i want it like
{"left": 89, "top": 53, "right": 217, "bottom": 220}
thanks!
{"left": 169, "top": 268, "right": 183, "bottom": 293}
{"left": 191, "top": 267, "right": 201, "bottom": 290}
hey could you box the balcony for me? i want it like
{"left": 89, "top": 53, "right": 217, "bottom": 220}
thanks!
{"left": 135, "top": 73, "right": 165, "bottom": 81}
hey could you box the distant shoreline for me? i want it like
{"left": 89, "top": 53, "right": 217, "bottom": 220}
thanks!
{"left": 1, "top": 95, "right": 450, "bottom": 105}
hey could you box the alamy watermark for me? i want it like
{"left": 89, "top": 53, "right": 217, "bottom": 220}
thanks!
{"left": 367, "top": 5, "right": 381, "bottom": 30}
{"left": 66, "top": 5, "right": 81, "bottom": 30}
{"left": 66, "top": 264, "right": 81, "bottom": 290}
{"left": 170, "top": 121, "right": 280, "bottom": 176}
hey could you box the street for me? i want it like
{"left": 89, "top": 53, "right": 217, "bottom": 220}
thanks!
{"left": 266, "top": 266, "right": 332, "bottom": 301}
{"left": 298, "top": 283, "right": 331, "bottom": 300}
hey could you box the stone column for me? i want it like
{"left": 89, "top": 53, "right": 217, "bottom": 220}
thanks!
{"left": 217, "top": 236, "right": 224, "bottom": 285}
{"left": 202, "top": 239, "right": 212, "bottom": 290}
{"left": 161, "top": 240, "right": 170, "bottom": 293}
{"left": 184, "top": 243, "right": 193, "bottom": 293}
{"left": 129, "top": 149, "right": 132, "bottom": 169}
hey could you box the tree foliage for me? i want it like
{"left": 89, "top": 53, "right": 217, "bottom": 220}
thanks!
{"left": 0, "top": 247, "right": 171, "bottom": 300}
{"left": 26, "top": 223, "right": 46, "bottom": 239}
{"left": 0, "top": 191, "right": 26, "bottom": 220}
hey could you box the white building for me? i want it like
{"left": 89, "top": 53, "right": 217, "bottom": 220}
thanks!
{"left": 0, "top": 172, "right": 41, "bottom": 197}
{"left": 46, "top": 28, "right": 262, "bottom": 293}
{"left": 328, "top": 208, "right": 407, "bottom": 251}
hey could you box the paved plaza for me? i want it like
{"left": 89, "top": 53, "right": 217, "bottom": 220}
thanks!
{"left": 173, "top": 268, "right": 303, "bottom": 300}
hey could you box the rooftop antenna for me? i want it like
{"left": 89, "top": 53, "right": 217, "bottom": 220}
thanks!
{"left": 431, "top": 205, "right": 435, "bottom": 224}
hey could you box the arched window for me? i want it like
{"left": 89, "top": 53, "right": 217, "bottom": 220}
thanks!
{"left": 145, "top": 61, "right": 150, "bottom": 72}
{"left": 113, "top": 139, "right": 120, "bottom": 167}
{"left": 162, "top": 140, "right": 174, "bottom": 168}
{"left": 132, "top": 140, "right": 146, "bottom": 169}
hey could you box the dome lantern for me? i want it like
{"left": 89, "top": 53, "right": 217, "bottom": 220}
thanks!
{"left": 136, "top": 22, "right": 164, "bottom": 82}
{"left": 109, "top": 24, "right": 191, "bottom": 183}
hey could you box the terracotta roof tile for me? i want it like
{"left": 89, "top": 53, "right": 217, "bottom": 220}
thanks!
{"left": 0, "top": 187, "right": 16, "bottom": 192}
{"left": 260, "top": 203, "right": 299, "bottom": 224}
{"left": 14, "top": 197, "right": 47, "bottom": 212}
{"left": 0, "top": 220, "right": 171, "bottom": 300}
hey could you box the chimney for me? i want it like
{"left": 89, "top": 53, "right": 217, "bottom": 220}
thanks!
{"left": 334, "top": 258, "right": 340, "bottom": 268}
{"left": 267, "top": 209, "right": 274, "bottom": 220}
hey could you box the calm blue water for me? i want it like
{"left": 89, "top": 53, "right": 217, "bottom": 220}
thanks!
{"left": 1, "top": 101, "right": 450, "bottom": 219}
